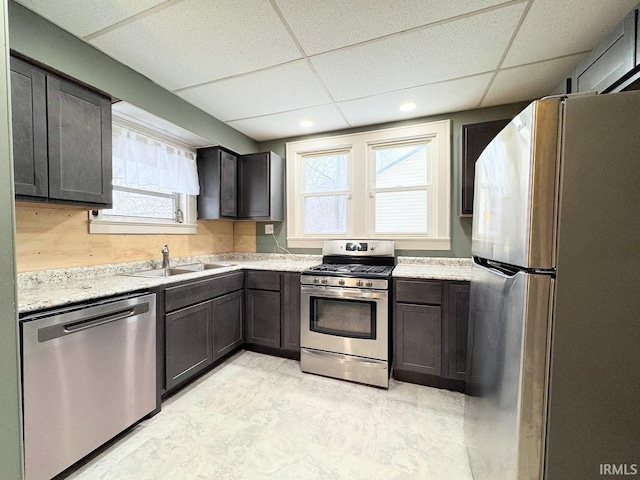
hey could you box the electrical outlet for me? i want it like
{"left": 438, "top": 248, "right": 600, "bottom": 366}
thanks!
{"left": 264, "top": 224, "right": 274, "bottom": 234}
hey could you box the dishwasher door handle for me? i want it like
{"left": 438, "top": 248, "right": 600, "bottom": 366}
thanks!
{"left": 38, "top": 302, "right": 149, "bottom": 342}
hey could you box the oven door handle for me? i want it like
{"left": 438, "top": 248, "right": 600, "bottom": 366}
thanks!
{"left": 301, "top": 285, "right": 388, "bottom": 301}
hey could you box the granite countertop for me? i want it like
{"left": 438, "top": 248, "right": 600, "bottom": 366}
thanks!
{"left": 393, "top": 257, "right": 473, "bottom": 281}
{"left": 18, "top": 254, "right": 472, "bottom": 314}
{"left": 18, "top": 253, "right": 322, "bottom": 314}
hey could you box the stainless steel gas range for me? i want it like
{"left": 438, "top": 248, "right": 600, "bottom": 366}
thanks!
{"left": 300, "top": 240, "right": 395, "bottom": 388}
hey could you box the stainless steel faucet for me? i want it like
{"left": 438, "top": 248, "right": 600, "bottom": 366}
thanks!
{"left": 161, "top": 245, "right": 170, "bottom": 268}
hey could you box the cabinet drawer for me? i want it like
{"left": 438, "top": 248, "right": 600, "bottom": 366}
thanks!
{"left": 246, "top": 270, "right": 281, "bottom": 291}
{"left": 395, "top": 279, "right": 442, "bottom": 305}
{"left": 165, "top": 271, "right": 244, "bottom": 312}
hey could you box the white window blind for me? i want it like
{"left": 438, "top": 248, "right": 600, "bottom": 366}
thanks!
{"left": 372, "top": 142, "right": 432, "bottom": 234}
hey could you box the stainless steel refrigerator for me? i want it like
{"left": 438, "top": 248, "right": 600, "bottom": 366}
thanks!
{"left": 464, "top": 91, "right": 640, "bottom": 480}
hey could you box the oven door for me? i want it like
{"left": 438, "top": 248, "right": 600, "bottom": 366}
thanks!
{"left": 300, "top": 284, "right": 388, "bottom": 361}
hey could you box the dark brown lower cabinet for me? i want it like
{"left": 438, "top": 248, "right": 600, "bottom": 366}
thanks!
{"left": 212, "top": 290, "right": 244, "bottom": 360}
{"left": 393, "top": 278, "right": 470, "bottom": 392}
{"left": 395, "top": 303, "right": 442, "bottom": 376}
{"left": 245, "top": 289, "right": 281, "bottom": 348}
{"left": 165, "top": 301, "right": 213, "bottom": 391}
{"left": 162, "top": 271, "right": 244, "bottom": 395}
{"left": 244, "top": 270, "right": 301, "bottom": 358}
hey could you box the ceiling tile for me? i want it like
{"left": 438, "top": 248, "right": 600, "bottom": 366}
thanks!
{"left": 275, "top": 0, "right": 513, "bottom": 55}
{"left": 503, "top": 0, "right": 638, "bottom": 67}
{"left": 176, "top": 61, "right": 331, "bottom": 122}
{"left": 482, "top": 54, "right": 588, "bottom": 107}
{"left": 88, "top": 0, "right": 302, "bottom": 91}
{"left": 310, "top": 2, "right": 526, "bottom": 102}
{"left": 15, "top": 0, "right": 168, "bottom": 37}
{"left": 227, "top": 105, "right": 349, "bottom": 141}
{"left": 337, "top": 74, "right": 492, "bottom": 127}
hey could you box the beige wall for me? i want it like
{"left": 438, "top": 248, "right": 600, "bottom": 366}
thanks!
{"left": 15, "top": 204, "right": 259, "bottom": 272}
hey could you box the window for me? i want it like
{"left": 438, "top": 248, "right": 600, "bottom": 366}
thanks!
{"left": 90, "top": 122, "right": 200, "bottom": 235}
{"left": 286, "top": 121, "right": 450, "bottom": 249}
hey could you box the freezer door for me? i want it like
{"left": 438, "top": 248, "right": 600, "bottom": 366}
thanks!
{"left": 465, "top": 261, "right": 554, "bottom": 480}
{"left": 472, "top": 99, "right": 561, "bottom": 269}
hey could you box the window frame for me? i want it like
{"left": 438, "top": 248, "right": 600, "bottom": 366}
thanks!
{"left": 286, "top": 121, "right": 451, "bottom": 250}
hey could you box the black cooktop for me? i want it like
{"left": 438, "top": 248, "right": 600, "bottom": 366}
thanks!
{"left": 304, "top": 263, "right": 394, "bottom": 279}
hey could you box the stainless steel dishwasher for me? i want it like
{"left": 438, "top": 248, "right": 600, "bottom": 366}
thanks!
{"left": 21, "top": 292, "right": 157, "bottom": 480}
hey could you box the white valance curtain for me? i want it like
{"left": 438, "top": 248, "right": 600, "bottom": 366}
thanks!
{"left": 112, "top": 124, "right": 200, "bottom": 195}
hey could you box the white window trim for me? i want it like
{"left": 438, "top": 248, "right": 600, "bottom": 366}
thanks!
{"left": 286, "top": 121, "right": 450, "bottom": 250}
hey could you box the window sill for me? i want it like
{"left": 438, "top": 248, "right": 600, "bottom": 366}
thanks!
{"left": 89, "top": 219, "right": 198, "bottom": 235}
{"left": 286, "top": 236, "right": 451, "bottom": 250}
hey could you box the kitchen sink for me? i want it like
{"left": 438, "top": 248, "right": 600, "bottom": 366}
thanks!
{"left": 175, "top": 263, "right": 237, "bottom": 271}
{"left": 124, "top": 268, "right": 193, "bottom": 278}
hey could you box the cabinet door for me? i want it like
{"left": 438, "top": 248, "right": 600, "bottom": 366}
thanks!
{"left": 10, "top": 57, "right": 48, "bottom": 198}
{"left": 395, "top": 303, "right": 442, "bottom": 376}
{"left": 572, "top": 9, "right": 635, "bottom": 93}
{"left": 212, "top": 290, "right": 243, "bottom": 360}
{"left": 238, "top": 152, "right": 270, "bottom": 218}
{"left": 165, "top": 301, "right": 213, "bottom": 390}
{"left": 281, "top": 273, "right": 301, "bottom": 353}
{"left": 245, "top": 289, "right": 281, "bottom": 348}
{"left": 461, "top": 119, "right": 510, "bottom": 215}
{"left": 220, "top": 149, "right": 237, "bottom": 217}
{"left": 46, "top": 75, "right": 112, "bottom": 205}
{"left": 445, "top": 283, "right": 470, "bottom": 381}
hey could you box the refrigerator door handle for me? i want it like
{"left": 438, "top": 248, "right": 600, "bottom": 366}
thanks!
{"left": 473, "top": 256, "right": 520, "bottom": 278}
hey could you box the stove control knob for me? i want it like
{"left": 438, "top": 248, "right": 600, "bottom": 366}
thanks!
{"left": 338, "top": 279, "right": 345, "bottom": 286}
{"left": 321, "top": 278, "right": 328, "bottom": 284}
{"left": 365, "top": 281, "right": 373, "bottom": 287}
{"left": 357, "top": 280, "right": 363, "bottom": 287}
{"left": 313, "top": 277, "right": 319, "bottom": 284}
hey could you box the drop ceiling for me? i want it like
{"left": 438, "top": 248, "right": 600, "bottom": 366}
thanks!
{"left": 15, "top": 0, "right": 639, "bottom": 141}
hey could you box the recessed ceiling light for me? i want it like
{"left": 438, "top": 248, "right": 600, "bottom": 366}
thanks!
{"left": 399, "top": 102, "right": 417, "bottom": 112}
{"left": 299, "top": 119, "right": 314, "bottom": 127}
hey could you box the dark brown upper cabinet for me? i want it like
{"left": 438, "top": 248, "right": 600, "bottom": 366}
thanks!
{"left": 461, "top": 119, "right": 510, "bottom": 215}
{"left": 555, "top": 4, "right": 640, "bottom": 94}
{"left": 197, "top": 148, "right": 284, "bottom": 221}
{"left": 10, "top": 55, "right": 112, "bottom": 208}
{"left": 238, "top": 151, "right": 284, "bottom": 220}
{"left": 572, "top": 7, "right": 636, "bottom": 93}
{"left": 197, "top": 146, "right": 237, "bottom": 219}
{"left": 10, "top": 57, "right": 47, "bottom": 198}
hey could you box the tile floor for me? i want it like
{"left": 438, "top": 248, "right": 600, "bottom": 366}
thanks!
{"left": 66, "top": 351, "right": 472, "bottom": 480}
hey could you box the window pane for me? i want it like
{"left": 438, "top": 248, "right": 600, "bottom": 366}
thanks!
{"left": 305, "top": 195, "right": 347, "bottom": 234}
{"left": 374, "top": 143, "right": 429, "bottom": 188}
{"left": 104, "top": 189, "right": 175, "bottom": 220}
{"left": 375, "top": 191, "right": 427, "bottom": 233}
{"left": 304, "top": 153, "right": 348, "bottom": 193}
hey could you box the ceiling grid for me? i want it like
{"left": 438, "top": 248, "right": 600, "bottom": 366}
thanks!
{"left": 15, "top": 0, "right": 640, "bottom": 140}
